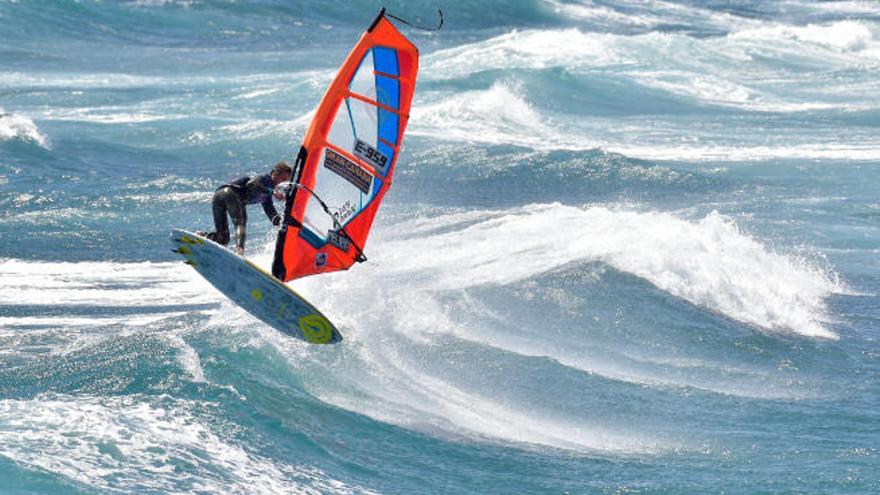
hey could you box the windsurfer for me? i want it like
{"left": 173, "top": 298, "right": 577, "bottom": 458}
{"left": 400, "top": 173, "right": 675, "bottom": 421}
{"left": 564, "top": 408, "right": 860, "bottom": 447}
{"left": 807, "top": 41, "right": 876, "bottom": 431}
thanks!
{"left": 199, "top": 161, "right": 293, "bottom": 255}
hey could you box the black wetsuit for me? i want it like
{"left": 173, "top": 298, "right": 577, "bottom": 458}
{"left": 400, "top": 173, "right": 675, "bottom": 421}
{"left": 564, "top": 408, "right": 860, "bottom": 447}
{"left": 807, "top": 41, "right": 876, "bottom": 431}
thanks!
{"left": 205, "top": 174, "right": 281, "bottom": 252}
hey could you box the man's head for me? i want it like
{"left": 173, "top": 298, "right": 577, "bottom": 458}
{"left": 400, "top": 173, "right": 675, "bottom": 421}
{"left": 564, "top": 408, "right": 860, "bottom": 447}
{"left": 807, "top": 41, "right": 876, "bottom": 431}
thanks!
{"left": 271, "top": 161, "right": 293, "bottom": 185}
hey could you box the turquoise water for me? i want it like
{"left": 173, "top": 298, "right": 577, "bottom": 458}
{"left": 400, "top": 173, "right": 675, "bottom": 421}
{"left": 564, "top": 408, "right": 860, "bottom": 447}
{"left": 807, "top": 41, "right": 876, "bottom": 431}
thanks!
{"left": 1, "top": 1, "right": 879, "bottom": 493}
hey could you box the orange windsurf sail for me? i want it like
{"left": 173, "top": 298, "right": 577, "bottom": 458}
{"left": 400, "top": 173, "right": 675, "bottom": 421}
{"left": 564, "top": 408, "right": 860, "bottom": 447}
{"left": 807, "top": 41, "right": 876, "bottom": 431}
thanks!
{"left": 272, "top": 9, "right": 419, "bottom": 282}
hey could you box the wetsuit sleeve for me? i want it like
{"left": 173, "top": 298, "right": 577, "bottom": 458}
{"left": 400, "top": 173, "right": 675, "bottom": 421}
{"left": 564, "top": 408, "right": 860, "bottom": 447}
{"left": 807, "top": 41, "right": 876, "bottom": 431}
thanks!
{"left": 245, "top": 174, "right": 280, "bottom": 225}
{"left": 262, "top": 197, "right": 280, "bottom": 225}
{"left": 235, "top": 223, "right": 247, "bottom": 252}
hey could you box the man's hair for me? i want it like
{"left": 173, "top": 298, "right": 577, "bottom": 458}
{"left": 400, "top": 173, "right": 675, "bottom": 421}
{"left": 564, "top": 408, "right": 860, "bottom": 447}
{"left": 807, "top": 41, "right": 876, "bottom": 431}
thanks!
{"left": 272, "top": 161, "right": 293, "bottom": 176}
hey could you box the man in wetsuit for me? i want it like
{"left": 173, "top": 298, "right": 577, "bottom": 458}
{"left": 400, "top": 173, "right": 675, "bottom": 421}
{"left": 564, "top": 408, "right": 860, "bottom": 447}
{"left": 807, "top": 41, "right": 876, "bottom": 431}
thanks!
{"left": 199, "top": 161, "right": 293, "bottom": 255}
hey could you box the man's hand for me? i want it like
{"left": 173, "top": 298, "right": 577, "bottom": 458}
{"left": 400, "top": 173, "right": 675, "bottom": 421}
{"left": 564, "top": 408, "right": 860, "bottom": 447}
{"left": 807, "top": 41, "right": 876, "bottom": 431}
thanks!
{"left": 235, "top": 246, "right": 244, "bottom": 256}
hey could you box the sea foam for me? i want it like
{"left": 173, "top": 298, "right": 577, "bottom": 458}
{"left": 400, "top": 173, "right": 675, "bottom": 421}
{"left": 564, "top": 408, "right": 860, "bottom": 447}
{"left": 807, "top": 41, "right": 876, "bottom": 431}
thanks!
{"left": 0, "top": 395, "right": 359, "bottom": 493}
{"left": 0, "top": 108, "right": 49, "bottom": 148}
{"left": 375, "top": 204, "right": 842, "bottom": 339}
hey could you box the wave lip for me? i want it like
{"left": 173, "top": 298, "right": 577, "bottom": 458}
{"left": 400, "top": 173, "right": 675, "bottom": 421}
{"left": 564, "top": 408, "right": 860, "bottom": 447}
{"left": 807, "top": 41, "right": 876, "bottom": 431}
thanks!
{"left": 0, "top": 108, "right": 49, "bottom": 148}
{"left": 423, "top": 28, "right": 622, "bottom": 79}
{"left": 411, "top": 82, "right": 555, "bottom": 148}
{"left": 731, "top": 20, "right": 879, "bottom": 53}
{"left": 606, "top": 209, "right": 842, "bottom": 339}
{"left": 380, "top": 204, "right": 843, "bottom": 339}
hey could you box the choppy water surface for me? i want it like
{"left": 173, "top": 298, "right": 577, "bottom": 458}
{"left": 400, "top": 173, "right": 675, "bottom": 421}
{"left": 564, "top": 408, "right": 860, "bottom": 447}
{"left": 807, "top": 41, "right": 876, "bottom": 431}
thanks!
{"left": 1, "top": 1, "right": 878, "bottom": 493}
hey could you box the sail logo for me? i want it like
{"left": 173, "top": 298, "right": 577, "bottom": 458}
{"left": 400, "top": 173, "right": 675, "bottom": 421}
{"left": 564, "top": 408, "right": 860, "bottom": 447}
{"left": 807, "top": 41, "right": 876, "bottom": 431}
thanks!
{"left": 324, "top": 148, "right": 372, "bottom": 193}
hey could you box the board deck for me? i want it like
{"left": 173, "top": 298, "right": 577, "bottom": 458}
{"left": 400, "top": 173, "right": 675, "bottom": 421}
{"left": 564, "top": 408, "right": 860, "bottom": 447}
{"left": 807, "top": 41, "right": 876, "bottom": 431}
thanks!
{"left": 170, "top": 229, "right": 342, "bottom": 344}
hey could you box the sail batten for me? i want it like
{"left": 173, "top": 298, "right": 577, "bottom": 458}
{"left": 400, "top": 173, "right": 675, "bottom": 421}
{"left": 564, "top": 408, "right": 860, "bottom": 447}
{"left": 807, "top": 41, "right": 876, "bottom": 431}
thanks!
{"left": 347, "top": 92, "right": 403, "bottom": 116}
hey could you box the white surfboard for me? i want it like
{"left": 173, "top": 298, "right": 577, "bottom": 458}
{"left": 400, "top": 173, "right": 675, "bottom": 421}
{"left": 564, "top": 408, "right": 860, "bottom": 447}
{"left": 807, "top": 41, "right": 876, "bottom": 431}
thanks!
{"left": 170, "top": 229, "right": 342, "bottom": 344}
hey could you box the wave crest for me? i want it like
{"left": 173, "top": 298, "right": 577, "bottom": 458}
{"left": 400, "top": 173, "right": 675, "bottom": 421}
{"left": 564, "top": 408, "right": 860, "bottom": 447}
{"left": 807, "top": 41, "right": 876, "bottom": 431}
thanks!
{"left": 380, "top": 204, "right": 842, "bottom": 339}
{"left": 0, "top": 109, "right": 49, "bottom": 148}
{"left": 732, "top": 20, "right": 879, "bottom": 53}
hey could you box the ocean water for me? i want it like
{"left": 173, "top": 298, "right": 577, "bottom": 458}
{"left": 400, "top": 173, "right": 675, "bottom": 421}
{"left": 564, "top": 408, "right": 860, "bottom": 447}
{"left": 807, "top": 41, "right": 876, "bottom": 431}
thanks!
{"left": 1, "top": 0, "right": 879, "bottom": 493}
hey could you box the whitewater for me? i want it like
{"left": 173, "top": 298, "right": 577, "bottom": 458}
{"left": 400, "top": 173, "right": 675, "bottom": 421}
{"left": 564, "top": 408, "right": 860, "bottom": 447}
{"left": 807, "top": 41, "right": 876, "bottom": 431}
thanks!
{"left": 1, "top": 1, "right": 878, "bottom": 493}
